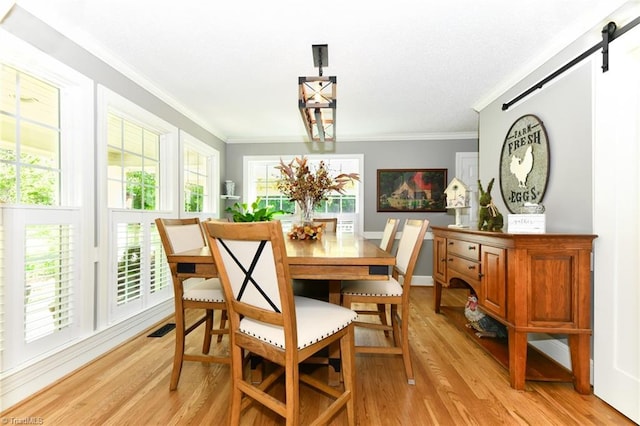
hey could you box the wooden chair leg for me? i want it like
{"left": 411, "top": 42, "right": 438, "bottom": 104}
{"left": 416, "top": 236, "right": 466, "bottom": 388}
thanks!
{"left": 400, "top": 303, "right": 414, "bottom": 384}
{"left": 217, "top": 309, "right": 228, "bottom": 343}
{"left": 170, "top": 307, "right": 186, "bottom": 391}
{"left": 341, "top": 295, "right": 351, "bottom": 310}
{"left": 202, "top": 309, "right": 214, "bottom": 354}
{"left": 228, "top": 344, "right": 244, "bottom": 425}
{"left": 285, "top": 362, "right": 300, "bottom": 425}
{"left": 341, "top": 326, "right": 356, "bottom": 426}
{"left": 391, "top": 304, "right": 401, "bottom": 348}
{"left": 377, "top": 303, "right": 390, "bottom": 336}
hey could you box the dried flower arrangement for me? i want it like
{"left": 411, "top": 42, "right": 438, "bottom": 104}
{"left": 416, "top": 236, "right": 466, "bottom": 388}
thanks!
{"left": 275, "top": 156, "right": 360, "bottom": 223}
{"left": 288, "top": 222, "right": 325, "bottom": 240}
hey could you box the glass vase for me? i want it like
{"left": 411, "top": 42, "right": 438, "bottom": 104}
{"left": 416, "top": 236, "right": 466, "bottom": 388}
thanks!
{"left": 297, "top": 197, "right": 315, "bottom": 224}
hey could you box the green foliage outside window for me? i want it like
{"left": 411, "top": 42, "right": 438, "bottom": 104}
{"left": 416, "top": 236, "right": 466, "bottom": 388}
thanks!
{"left": 314, "top": 196, "right": 356, "bottom": 214}
{"left": 185, "top": 183, "right": 204, "bottom": 212}
{"left": 0, "top": 150, "right": 56, "bottom": 205}
{"left": 126, "top": 171, "right": 156, "bottom": 210}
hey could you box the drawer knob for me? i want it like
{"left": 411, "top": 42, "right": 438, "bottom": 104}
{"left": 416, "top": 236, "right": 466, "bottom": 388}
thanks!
{"left": 468, "top": 246, "right": 476, "bottom": 250}
{"left": 448, "top": 241, "right": 454, "bottom": 245}
{"left": 468, "top": 265, "right": 476, "bottom": 270}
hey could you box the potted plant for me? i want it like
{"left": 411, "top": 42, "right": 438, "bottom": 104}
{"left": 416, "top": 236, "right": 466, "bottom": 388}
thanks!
{"left": 225, "top": 197, "right": 285, "bottom": 222}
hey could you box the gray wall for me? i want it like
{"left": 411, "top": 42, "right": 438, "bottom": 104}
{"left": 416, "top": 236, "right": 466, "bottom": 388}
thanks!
{"left": 479, "top": 40, "right": 595, "bottom": 233}
{"left": 226, "top": 138, "right": 478, "bottom": 276}
{"left": 478, "top": 18, "right": 605, "bottom": 357}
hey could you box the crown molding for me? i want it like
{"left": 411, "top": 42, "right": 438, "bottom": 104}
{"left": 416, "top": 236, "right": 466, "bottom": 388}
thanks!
{"left": 0, "top": 1, "right": 15, "bottom": 22}
{"left": 226, "top": 131, "right": 478, "bottom": 144}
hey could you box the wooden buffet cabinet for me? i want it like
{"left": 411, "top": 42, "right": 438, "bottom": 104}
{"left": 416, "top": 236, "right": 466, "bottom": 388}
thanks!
{"left": 431, "top": 226, "right": 597, "bottom": 394}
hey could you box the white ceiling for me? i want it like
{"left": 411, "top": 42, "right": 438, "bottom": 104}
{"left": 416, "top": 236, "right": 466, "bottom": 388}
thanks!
{"left": 12, "top": 0, "right": 629, "bottom": 143}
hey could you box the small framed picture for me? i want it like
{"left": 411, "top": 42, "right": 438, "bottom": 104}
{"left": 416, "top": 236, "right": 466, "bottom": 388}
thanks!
{"left": 377, "top": 169, "right": 447, "bottom": 212}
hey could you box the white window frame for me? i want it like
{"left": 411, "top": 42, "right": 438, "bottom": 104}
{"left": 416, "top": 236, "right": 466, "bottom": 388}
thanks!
{"left": 0, "top": 29, "right": 94, "bottom": 370}
{"left": 243, "top": 154, "right": 364, "bottom": 234}
{"left": 179, "top": 130, "right": 220, "bottom": 218}
{"left": 96, "top": 85, "right": 177, "bottom": 325}
{"left": 105, "top": 112, "right": 162, "bottom": 210}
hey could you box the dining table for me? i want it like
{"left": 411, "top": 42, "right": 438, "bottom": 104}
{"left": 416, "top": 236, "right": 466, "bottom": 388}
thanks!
{"left": 166, "top": 230, "right": 396, "bottom": 385}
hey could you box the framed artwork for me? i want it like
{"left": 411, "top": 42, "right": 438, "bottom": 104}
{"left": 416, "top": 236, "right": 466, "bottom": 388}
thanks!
{"left": 377, "top": 169, "right": 448, "bottom": 212}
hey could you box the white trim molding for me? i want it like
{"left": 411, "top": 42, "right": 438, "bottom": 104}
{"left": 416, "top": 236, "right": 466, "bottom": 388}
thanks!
{"left": 0, "top": 1, "right": 15, "bottom": 22}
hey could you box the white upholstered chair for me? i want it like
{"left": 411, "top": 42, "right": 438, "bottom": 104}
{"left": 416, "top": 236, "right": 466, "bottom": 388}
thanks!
{"left": 375, "top": 218, "right": 400, "bottom": 332}
{"left": 155, "top": 217, "right": 229, "bottom": 390}
{"left": 379, "top": 218, "right": 400, "bottom": 253}
{"left": 341, "top": 218, "right": 429, "bottom": 384}
{"left": 204, "top": 220, "right": 357, "bottom": 425}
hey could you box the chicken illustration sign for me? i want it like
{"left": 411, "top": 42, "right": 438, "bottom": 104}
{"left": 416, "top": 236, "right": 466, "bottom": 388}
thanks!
{"left": 499, "top": 114, "right": 550, "bottom": 213}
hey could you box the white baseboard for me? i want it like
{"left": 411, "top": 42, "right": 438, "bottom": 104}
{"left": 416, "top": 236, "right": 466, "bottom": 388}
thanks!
{"left": 0, "top": 300, "right": 173, "bottom": 411}
{"left": 363, "top": 231, "right": 434, "bottom": 241}
{"left": 410, "top": 275, "right": 434, "bottom": 286}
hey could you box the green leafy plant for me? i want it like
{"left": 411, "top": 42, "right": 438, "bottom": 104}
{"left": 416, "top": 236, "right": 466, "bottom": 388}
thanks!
{"left": 225, "top": 197, "right": 285, "bottom": 222}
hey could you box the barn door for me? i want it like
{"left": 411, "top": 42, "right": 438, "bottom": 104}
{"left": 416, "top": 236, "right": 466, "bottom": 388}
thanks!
{"left": 592, "top": 24, "right": 640, "bottom": 423}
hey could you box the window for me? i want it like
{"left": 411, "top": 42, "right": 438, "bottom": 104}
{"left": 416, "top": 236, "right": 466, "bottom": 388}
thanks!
{"left": 1, "top": 30, "right": 93, "bottom": 370}
{"left": 3, "top": 207, "right": 83, "bottom": 368}
{"left": 107, "top": 113, "right": 160, "bottom": 210}
{"left": 114, "top": 222, "right": 143, "bottom": 305}
{"left": 183, "top": 145, "right": 206, "bottom": 212}
{"left": 24, "top": 223, "right": 74, "bottom": 343}
{"left": 149, "top": 221, "right": 170, "bottom": 297}
{"left": 0, "top": 66, "right": 61, "bottom": 205}
{"left": 244, "top": 155, "right": 363, "bottom": 233}
{"left": 99, "top": 86, "right": 176, "bottom": 322}
{"left": 181, "top": 131, "right": 219, "bottom": 216}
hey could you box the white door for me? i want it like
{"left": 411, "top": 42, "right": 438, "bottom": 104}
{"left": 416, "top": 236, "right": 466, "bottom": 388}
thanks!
{"left": 455, "top": 152, "right": 479, "bottom": 228}
{"left": 592, "top": 27, "right": 640, "bottom": 423}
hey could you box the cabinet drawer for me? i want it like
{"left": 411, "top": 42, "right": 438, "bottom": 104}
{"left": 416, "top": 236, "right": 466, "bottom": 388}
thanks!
{"left": 447, "top": 255, "right": 481, "bottom": 287}
{"left": 447, "top": 239, "right": 480, "bottom": 260}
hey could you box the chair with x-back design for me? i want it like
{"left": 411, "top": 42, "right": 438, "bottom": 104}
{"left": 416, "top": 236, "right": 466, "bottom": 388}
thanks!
{"left": 204, "top": 220, "right": 357, "bottom": 425}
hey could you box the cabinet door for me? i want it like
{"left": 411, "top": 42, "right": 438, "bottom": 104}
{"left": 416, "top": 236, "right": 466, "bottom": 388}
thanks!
{"left": 433, "top": 235, "right": 447, "bottom": 283}
{"left": 480, "top": 245, "right": 506, "bottom": 318}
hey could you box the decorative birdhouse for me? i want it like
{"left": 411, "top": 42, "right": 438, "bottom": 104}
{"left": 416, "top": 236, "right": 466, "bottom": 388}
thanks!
{"left": 445, "top": 177, "right": 470, "bottom": 208}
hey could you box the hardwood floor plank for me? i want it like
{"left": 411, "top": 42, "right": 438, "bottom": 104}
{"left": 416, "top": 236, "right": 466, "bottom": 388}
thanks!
{"left": 1, "top": 288, "right": 634, "bottom": 425}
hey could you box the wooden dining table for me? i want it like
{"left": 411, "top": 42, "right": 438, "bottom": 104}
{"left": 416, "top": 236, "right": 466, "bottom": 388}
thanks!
{"left": 166, "top": 231, "right": 395, "bottom": 384}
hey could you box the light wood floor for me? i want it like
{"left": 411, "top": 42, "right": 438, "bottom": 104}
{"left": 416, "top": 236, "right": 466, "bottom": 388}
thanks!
{"left": 1, "top": 287, "right": 634, "bottom": 425}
